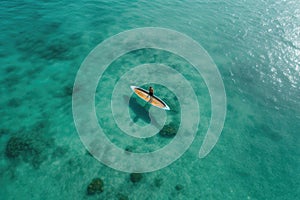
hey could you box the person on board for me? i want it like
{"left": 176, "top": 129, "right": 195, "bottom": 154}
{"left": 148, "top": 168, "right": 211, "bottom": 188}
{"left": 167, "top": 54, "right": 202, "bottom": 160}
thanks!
{"left": 149, "top": 86, "right": 154, "bottom": 96}
{"left": 148, "top": 86, "right": 154, "bottom": 103}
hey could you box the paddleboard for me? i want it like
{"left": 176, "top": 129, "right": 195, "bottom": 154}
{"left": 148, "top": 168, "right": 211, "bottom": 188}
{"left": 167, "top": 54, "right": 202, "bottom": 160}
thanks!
{"left": 130, "top": 86, "right": 170, "bottom": 110}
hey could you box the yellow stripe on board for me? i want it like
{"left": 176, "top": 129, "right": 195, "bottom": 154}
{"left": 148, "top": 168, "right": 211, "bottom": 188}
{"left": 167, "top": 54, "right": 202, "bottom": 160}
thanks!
{"left": 134, "top": 88, "right": 166, "bottom": 109}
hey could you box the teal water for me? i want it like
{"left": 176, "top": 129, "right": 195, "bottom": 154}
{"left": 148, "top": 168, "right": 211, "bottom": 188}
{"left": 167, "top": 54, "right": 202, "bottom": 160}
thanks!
{"left": 1, "top": 0, "right": 299, "bottom": 199}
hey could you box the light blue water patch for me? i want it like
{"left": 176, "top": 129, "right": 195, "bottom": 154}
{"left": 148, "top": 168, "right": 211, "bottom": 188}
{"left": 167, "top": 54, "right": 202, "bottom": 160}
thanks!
{"left": 0, "top": 0, "right": 299, "bottom": 199}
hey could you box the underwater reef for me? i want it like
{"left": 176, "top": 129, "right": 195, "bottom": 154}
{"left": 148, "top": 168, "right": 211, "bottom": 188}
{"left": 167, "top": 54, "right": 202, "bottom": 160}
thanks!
{"left": 175, "top": 184, "right": 184, "bottom": 191}
{"left": 153, "top": 177, "right": 163, "bottom": 188}
{"left": 158, "top": 122, "right": 178, "bottom": 138}
{"left": 130, "top": 173, "right": 143, "bottom": 183}
{"left": 117, "top": 193, "right": 129, "bottom": 200}
{"left": 87, "top": 178, "right": 104, "bottom": 195}
{"left": 15, "top": 31, "right": 82, "bottom": 62}
{"left": 5, "top": 131, "right": 54, "bottom": 168}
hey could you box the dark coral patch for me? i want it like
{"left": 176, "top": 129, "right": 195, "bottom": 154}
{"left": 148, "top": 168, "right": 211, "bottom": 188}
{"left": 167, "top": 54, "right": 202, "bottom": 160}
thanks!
{"left": 5, "top": 137, "right": 30, "bottom": 158}
{"left": 64, "top": 85, "right": 73, "bottom": 96}
{"left": 124, "top": 145, "right": 135, "bottom": 152}
{"left": 32, "top": 120, "right": 49, "bottom": 132}
{"left": 159, "top": 123, "right": 178, "bottom": 138}
{"left": 87, "top": 178, "right": 104, "bottom": 195}
{"left": 5, "top": 66, "right": 18, "bottom": 74}
{"left": 15, "top": 32, "right": 82, "bottom": 62}
{"left": 52, "top": 146, "right": 68, "bottom": 158}
{"left": 7, "top": 98, "right": 22, "bottom": 107}
{"left": 130, "top": 173, "right": 143, "bottom": 183}
{"left": 5, "top": 134, "right": 53, "bottom": 168}
{"left": 153, "top": 177, "right": 163, "bottom": 188}
{"left": 175, "top": 184, "right": 184, "bottom": 191}
{"left": 117, "top": 193, "right": 129, "bottom": 200}
{"left": 0, "top": 129, "right": 9, "bottom": 137}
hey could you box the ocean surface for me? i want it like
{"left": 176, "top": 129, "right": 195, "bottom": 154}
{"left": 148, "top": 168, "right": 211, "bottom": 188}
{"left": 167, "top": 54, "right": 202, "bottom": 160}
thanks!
{"left": 0, "top": 0, "right": 299, "bottom": 199}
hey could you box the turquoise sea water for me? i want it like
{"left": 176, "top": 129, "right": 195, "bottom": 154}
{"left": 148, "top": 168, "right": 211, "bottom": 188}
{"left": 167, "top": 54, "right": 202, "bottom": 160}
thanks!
{"left": 1, "top": 0, "right": 299, "bottom": 199}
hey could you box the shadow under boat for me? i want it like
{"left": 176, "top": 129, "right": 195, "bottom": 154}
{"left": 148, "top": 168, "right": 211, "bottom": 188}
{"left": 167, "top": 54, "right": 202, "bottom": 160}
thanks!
{"left": 123, "top": 95, "right": 163, "bottom": 129}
